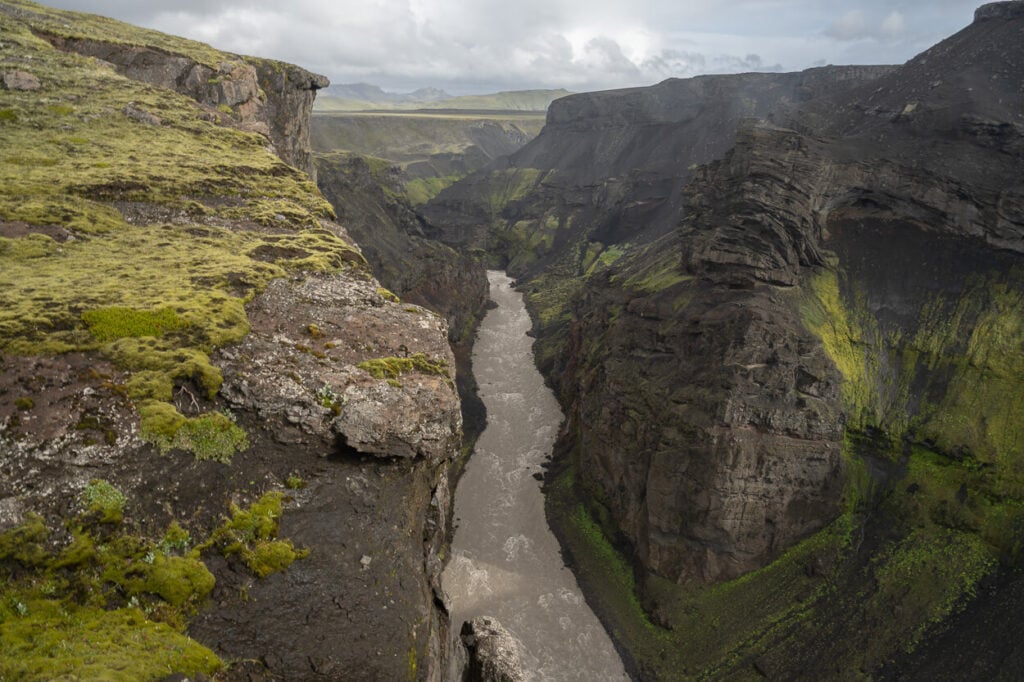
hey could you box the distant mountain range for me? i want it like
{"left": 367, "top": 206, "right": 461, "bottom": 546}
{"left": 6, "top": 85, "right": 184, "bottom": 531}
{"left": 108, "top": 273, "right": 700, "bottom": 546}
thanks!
{"left": 315, "top": 83, "right": 573, "bottom": 112}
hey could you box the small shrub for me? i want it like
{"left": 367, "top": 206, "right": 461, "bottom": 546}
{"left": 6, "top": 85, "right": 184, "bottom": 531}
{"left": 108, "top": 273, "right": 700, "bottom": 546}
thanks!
{"left": 14, "top": 397, "right": 34, "bottom": 411}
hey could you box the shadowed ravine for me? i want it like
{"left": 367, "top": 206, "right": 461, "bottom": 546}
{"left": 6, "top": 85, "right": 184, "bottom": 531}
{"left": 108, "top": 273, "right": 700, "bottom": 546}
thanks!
{"left": 442, "top": 271, "right": 628, "bottom": 680}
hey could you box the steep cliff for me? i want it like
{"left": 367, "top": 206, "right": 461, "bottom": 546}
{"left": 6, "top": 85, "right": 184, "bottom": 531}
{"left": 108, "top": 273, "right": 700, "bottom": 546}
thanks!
{"left": 424, "top": 2, "right": 1024, "bottom": 678}
{"left": 314, "top": 153, "right": 489, "bottom": 442}
{"left": 0, "top": 1, "right": 461, "bottom": 679}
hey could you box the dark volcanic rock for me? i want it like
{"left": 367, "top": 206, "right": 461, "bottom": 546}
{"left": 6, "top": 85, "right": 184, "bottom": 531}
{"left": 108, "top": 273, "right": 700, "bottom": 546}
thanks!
{"left": 427, "top": 2, "right": 1024, "bottom": 677}
{"left": 420, "top": 65, "right": 895, "bottom": 273}
{"left": 0, "top": 6, "right": 464, "bottom": 680}
{"left": 559, "top": 256, "right": 846, "bottom": 582}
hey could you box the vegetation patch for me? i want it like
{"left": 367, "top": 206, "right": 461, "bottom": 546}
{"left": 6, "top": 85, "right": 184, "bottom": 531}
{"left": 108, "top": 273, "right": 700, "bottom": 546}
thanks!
{"left": 404, "top": 174, "right": 462, "bottom": 205}
{"left": 357, "top": 353, "right": 449, "bottom": 382}
{"left": 138, "top": 402, "right": 248, "bottom": 464}
{"left": 82, "top": 306, "right": 189, "bottom": 343}
{"left": 482, "top": 168, "right": 544, "bottom": 217}
{"left": 0, "top": 483, "right": 308, "bottom": 679}
{"left": 0, "top": 599, "right": 220, "bottom": 682}
{"left": 81, "top": 479, "right": 128, "bottom": 524}
{"left": 197, "top": 491, "right": 309, "bottom": 578}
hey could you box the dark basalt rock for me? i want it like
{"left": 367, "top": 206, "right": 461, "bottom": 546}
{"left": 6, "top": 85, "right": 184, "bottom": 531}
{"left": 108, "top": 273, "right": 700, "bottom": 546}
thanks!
{"left": 425, "top": 2, "right": 1024, "bottom": 676}
{"left": 975, "top": 0, "right": 1024, "bottom": 21}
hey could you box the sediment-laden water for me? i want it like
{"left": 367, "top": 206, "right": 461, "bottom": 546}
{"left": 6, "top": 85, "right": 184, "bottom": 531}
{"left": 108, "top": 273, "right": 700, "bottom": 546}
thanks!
{"left": 442, "top": 271, "right": 628, "bottom": 681}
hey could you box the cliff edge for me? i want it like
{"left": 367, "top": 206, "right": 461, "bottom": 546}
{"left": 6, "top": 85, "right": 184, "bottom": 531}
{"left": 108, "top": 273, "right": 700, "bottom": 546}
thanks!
{"left": 0, "top": 1, "right": 461, "bottom": 679}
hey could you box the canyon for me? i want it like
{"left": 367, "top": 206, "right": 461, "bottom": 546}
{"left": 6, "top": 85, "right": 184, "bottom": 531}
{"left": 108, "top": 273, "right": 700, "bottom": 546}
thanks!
{"left": 1, "top": 0, "right": 1023, "bottom": 680}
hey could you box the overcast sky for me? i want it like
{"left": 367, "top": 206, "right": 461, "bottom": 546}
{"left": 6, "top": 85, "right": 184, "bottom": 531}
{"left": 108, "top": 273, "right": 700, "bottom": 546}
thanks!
{"left": 46, "top": 0, "right": 983, "bottom": 95}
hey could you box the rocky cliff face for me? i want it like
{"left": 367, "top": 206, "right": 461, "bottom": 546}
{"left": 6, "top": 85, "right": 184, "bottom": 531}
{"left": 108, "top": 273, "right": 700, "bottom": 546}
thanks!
{"left": 314, "top": 154, "right": 488, "bottom": 344}
{"left": 424, "top": 1, "right": 1024, "bottom": 678}
{"left": 313, "top": 153, "right": 490, "bottom": 444}
{"left": 0, "top": 2, "right": 462, "bottom": 679}
{"left": 421, "top": 65, "right": 894, "bottom": 267}
{"left": 39, "top": 28, "right": 327, "bottom": 180}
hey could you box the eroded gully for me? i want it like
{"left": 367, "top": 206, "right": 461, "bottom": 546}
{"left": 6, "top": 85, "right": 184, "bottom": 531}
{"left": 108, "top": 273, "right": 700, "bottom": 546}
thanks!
{"left": 442, "top": 271, "right": 628, "bottom": 681}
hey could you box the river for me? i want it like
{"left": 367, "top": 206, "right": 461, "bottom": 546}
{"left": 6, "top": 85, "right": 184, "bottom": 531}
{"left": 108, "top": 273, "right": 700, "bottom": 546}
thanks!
{"left": 442, "top": 271, "right": 628, "bottom": 681}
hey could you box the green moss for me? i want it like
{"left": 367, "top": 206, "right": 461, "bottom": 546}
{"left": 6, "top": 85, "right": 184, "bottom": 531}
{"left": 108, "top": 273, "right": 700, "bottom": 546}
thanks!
{"left": 170, "top": 411, "right": 248, "bottom": 463}
{"left": 82, "top": 306, "right": 188, "bottom": 343}
{"left": 618, "top": 243, "right": 691, "bottom": 294}
{"left": 867, "top": 528, "right": 994, "bottom": 653}
{"left": 159, "top": 521, "right": 192, "bottom": 554}
{"left": 285, "top": 474, "right": 306, "bottom": 490}
{"left": 0, "top": 495, "right": 221, "bottom": 677}
{"left": 138, "top": 400, "right": 187, "bottom": 446}
{"left": 0, "top": 8, "right": 367, "bottom": 464}
{"left": 798, "top": 269, "right": 891, "bottom": 433}
{"left": 377, "top": 286, "right": 400, "bottom": 303}
{"left": 0, "top": 599, "right": 220, "bottom": 681}
{"left": 547, "top": 458, "right": 856, "bottom": 678}
{"left": 14, "top": 396, "right": 34, "bottom": 411}
{"left": 407, "top": 644, "right": 418, "bottom": 681}
{"left": 582, "top": 243, "right": 626, "bottom": 275}
{"left": 80, "top": 479, "right": 127, "bottom": 524}
{"left": 358, "top": 352, "right": 449, "bottom": 381}
{"left": 139, "top": 402, "right": 248, "bottom": 463}
{"left": 483, "top": 168, "right": 544, "bottom": 217}
{"left": 140, "top": 554, "right": 216, "bottom": 608}
{"left": 0, "top": 513, "right": 49, "bottom": 566}
{"left": 404, "top": 174, "right": 462, "bottom": 205}
{"left": 800, "top": 267, "right": 1024, "bottom": 554}
{"left": 198, "top": 492, "right": 309, "bottom": 577}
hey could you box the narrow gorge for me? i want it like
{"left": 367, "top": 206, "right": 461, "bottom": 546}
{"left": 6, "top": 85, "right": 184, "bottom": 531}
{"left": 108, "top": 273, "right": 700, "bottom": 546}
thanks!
{"left": 2, "top": 0, "right": 1024, "bottom": 680}
{"left": 442, "top": 271, "right": 627, "bottom": 681}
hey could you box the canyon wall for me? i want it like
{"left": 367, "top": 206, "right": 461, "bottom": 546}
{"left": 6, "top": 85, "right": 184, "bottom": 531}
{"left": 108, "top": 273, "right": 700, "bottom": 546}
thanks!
{"left": 423, "top": 2, "right": 1024, "bottom": 677}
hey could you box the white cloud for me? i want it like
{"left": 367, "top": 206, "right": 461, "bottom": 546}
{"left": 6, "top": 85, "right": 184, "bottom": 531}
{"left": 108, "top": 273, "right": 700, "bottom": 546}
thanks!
{"left": 881, "top": 10, "right": 906, "bottom": 36}
{"left": 43, "top": 0, "right": 983, "bottom": 94}
{"left": 826, "top": 10, "right": 868, "bottom": 40}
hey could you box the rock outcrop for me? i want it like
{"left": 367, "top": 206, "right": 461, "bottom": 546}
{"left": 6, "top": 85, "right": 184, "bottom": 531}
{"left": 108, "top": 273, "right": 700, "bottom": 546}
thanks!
{"left": 314, "top": 154, "right": 488, "bottom": 344}
{"left": 41, "top": 34, "right": 327, "bottom": 179}
{"left": 460, "top": 617, "right": 529, "bottom": 682}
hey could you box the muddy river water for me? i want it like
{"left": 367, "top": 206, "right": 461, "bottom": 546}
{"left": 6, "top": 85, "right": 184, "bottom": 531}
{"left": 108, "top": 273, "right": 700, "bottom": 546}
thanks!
{"left": 442, "top": 271, "right": 628, "bottom": 681}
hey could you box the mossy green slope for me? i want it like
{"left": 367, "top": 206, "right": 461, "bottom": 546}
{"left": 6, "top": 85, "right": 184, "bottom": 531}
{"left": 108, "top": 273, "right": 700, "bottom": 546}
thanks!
{"left": 0, "top": 2, "right": 364, "bottom": 459}
{"left": 0, "top": 483, "right": 306, "bottom": 680}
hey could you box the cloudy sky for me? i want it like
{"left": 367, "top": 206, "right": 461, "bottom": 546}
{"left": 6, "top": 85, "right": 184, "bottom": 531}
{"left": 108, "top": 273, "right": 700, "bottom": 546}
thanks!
{"left": 46, "top": 0, "right": 982, "bottom": 95}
